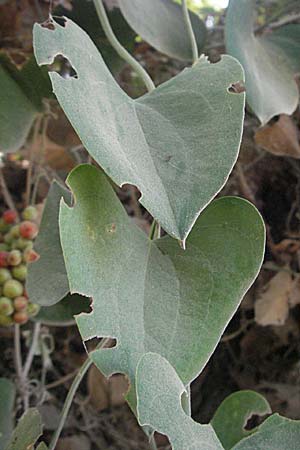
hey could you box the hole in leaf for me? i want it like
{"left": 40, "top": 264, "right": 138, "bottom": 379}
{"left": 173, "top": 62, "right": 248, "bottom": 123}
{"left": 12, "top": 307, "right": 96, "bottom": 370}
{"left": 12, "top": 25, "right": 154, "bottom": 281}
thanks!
{"left": 86, "top": 337, "right": 117, "bottom": 352}
{"left": 48, "top": 54, "right": 78, "bottom": 79}
{"left": 244, "top": 413, "right": 269, "bottom": 431}
{"left": 41, "top": 18, "right": 56, "bottom": 30}
{"left": 228, "top": 81, "right": 246, "bottom": 94}
{"left": 52, "top": 15, "right": 67, "bottom": 27}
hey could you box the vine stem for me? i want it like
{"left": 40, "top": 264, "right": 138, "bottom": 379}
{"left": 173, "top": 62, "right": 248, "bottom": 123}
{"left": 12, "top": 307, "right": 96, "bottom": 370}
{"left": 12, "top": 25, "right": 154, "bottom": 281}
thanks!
{"left": 23, "top": 322, "right": 41, "bottom": 378}
{"left": 25, "top": 115, "right": 42, "bottom": 207}
{"left": 93, "top": 0, "right": 155, "bottom": 93}
{"left": 48, "top": 338, "right": 110, "bottom": 450}
{"left": 181, "top": 0, "right": 198, "bottom": 64}
{"left": 149, "top": 434, "right": 158, "bottom": 450}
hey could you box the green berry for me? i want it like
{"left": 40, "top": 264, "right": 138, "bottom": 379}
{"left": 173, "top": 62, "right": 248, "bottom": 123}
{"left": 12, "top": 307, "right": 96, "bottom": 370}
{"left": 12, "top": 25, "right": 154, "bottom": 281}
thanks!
{"left": 3, "top": 279, "right": 23, "bottom": 299}
{"left": 0, "top": 297, "right": 14, "bottom": 316}
{"left": 12, "top": 264, "right": 27, "bottom": 281}
{"left": 0, "top": 268, "right": 12, "bottom": 285}
{"left": 7, "top": 250, "right": 22, "bottom": 266}
{"left": 27, "top": 303, "right": 40, "bottom": 317}
{"left": 0, "top": 314, "right": 13, "bottom": 326}
{"left": 22, "top": 206, "right": 38, "bottom": 221}
{"left": 4, "top": 233, "right": 13, "bottom": 245}
{"left": 0, "top": 219, "right": 10, "bottom": 233}
{"left": 10, "top": 225, "right": 20, "bottom": 238}
{"left": 16, "top": 238, "right": 33, "bottom": 251}
{"left": 0, "top": 243, "right": 8, "bottom": 251}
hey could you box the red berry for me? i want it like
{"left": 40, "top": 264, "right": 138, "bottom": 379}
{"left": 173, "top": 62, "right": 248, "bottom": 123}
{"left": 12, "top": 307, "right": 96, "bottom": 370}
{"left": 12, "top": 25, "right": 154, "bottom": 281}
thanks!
{"left": 14, "top": 296, "right": 28, "bottom": 311}
{"left": 3, "top": 210, "right": 17, "bottom": 224}
{"left": 19, "top": 221, "right": 38, "bottom": 240}
{"left": 0, "top": 252, "right": 9, "bottom": 268}
{"left": 23, "top": 248, "right": 40, "bottom": 263}
{"left": 13, "top": 311, "right": 28, "bottom": 324}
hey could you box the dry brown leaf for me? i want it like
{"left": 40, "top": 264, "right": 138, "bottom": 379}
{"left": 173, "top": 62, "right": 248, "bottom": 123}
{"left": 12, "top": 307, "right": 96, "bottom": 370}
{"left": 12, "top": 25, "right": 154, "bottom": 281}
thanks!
{"left": 24, "top": 135, "right": 75, "bottom": 171}
{"left": 288, "top": 276, "right": 300, "bottom": 308}
{"left": 255, "top": 270, "right": 293, "bottom": 326}
{"left": 255, "top": 115, "right": 300, "bottom": 158}
{"left": 87, "top": 366, "right": 128, "bottom": 412}
{"left": 56, "top": 435, "right": 91, "bottom": 450}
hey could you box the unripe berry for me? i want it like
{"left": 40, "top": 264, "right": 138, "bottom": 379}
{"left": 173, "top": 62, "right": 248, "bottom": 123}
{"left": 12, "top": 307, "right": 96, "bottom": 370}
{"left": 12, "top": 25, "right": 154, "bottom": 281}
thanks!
{"left": 14, "top": 296, "right": 28, "bottom": 311}
{"left": 0, "top": 314, "right": 13, "bottom": 326}
{"left": 13, "top": 311, "right": 28, "bottom": 324}
{"left": 10, "top": 225, "right": 20, "bottom": 239}
{"left": 7, "top": 250, "right": 22, "bottom": 266}
{"left": 0, "top": 219, "right": 10, "bottom": 233}
{"left": 4, "top": 233, "right": 13, "bottom": 245}
{"left": 0, "top": 268, "right": 12, "bottom": 285}
{"left": 3, "top": 210, "right": 17, "bottom": 224}
{"left": 0, "top": 297, "right": 14, "bottom": 316}
{"left": 19, "top": 221, "right": 38, "bottom": 240}
{"left": 12, "top": 264, "right": 27, "bottom": 281}
{"left": 23, "top": 248, "right": 40, "bottom": 263}
{"left": 0, "top": 243, "right": 8, "bottom": 252}
{"left": 16, "top": 238, "right": 32, "bottom": 251}
{"left": 0, "top": 251, "right": 9, "bottom": 267}
{"left": 3, "top": 279, "right": 23, "bottom": 298}
{"left": 22, "top": 206, "right": 38, "bottom": 221}
{"left": 27, "top": 303, "right": 40, "bottom": 317}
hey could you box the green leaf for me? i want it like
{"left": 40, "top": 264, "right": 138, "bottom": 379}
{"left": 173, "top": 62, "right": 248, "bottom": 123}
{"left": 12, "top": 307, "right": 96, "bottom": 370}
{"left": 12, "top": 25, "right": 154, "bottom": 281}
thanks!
{"left": 233, "top": 414, "right": 300, "bottom": 450}
{"left": 263, "top": 24, "right": 300, "bottom": 74}
{"left": 118, "top": 0, "right": 206, "bottom": 60}
{"left": 33, "top": 18, "right": 245, "bottom": 243}
{"left": 0, "top": 378, "right": 15, "bottom": 450}
{"left": 34, "top": 293, "right": 90, "bottom": 326}
{"left": 0, "top": 55, "right": 52, "bottom": 152}
{"left": 55, "top": 0, "right": 136, "bottom": 74}
{"left": 5, "top": 408, "right": 43, "bottom": 450}
{"left": 211, "top": 390, "right": 272, "bottom": 449}
{"left": 59, "top": 164, "right": 265, "bottom": 410}
{"left": 27, "top": 182, "right": 72, "bottom": 307}
{"left": 226, "top": 0, "right": 300, "bottom": 124}
{"left": 137, "top": 353, "right": 223, "bottom": 450}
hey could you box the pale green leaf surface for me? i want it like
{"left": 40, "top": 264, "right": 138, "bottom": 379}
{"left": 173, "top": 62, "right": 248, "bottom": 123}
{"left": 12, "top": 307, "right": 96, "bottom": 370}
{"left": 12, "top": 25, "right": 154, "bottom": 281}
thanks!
{"left": 59, "top": 165, "right": 265, "bottom": 410}
{"left": 5, "top": 408, "right": 43, "bottom": 450}
{"left": 27, "top": 182, "right": 72, "bottom": 307}
{"left": 137, "top": 353, "right": 223, "bottom": 450}
{"left": 118, "top": 0, "right": 206, "bottom": 61}
{"left": 263, "top": 25, "right": 300, "bottom": 74}
{"left": 34, "top": 18, "right": 245, "bottom": 243}
{"left": 233, "top": 414, "right": 300, "bottom": 450}
{"left": 36, "top": 444, "right": 48, "bottom": 450}
{"left": 0, "top": 378, "right": 15, "bottom": 450}
{"left": 226, "top": 0, "right": 299, "bottom": 125}
{"left": 211, "top": 390, "right": 271, "bottom": 449}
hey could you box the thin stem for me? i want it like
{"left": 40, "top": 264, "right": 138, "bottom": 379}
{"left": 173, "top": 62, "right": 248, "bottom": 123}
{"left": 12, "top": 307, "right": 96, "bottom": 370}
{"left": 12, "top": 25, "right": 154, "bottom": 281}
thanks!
{"left": 0, "top": 167, "right": 18, "bottom": 215}
{"left": 23, "top": 322, "right": 41, "bottom": 378}
{"left": 48, "top": 338, "right": 110, "bottom": 450}
{"left": 149, "top": 434, "right": 158, "bottom": 450}
{"left": 181, "top": 0, "right": 198, "bottom": 64}
{"left": 26, "top": 116, "right": 42, "bottom": 207}
{"left": 93, "top": 0, "right": 155, "bottom": 92}
{"left": 14, "top": 325, "right": 23, "bottom": 381}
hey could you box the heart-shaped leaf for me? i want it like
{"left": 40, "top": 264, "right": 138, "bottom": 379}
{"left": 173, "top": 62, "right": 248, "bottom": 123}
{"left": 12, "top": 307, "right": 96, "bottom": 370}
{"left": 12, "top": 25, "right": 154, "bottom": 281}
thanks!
{"left": 0, "top": 378, "right": 15, "bottom": 450}
{"left": 233, "top": 414, "right": 300, "bottom": 450}
{"left": 226, "top": 0, "right": 300, "bottom": 125}
{"left": 59, "top": 164, "right": 265, "bottom": 409}
{"left": 136, "top": 353, "right": 223, "bottom": 450}
{"left": 263, "top": 25, "right": 300, "bottom": 74}
{"left": 34, "top": 18, "right": 245, "bottom": 243}
{"left": 5, "top": 409, "right": 44, "bottom": 450}
{"left": 118, "top": 0, "right": 206, "bottom": 60}
{"left": 211, "top": 390, "right": 271, "bottom": 449}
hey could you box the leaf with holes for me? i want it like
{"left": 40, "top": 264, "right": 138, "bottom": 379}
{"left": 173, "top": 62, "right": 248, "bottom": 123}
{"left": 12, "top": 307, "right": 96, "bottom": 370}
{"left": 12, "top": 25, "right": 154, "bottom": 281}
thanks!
{"left": 233, "top": 414, "right": 300, "bottom": 450}
{"left": 0, "top": 54, "right": 52, "bottom": 152}
{"left": 5, "top": 408, "right": 45, "bottom": 450}
{"left": 211, "top": 391, "right": 272, "bottom": 449}
{"left": 226, "top": 0, "right": 300, "bottom": 125}
{"left": 59, "top": 164, "right": 265, "bottom": 410}
{"left": 137, "top": 353, "right": 223, "bottom": 450}
{"left": 0, "top": 378, "right": 15, "bottom": 450}
{"left": 118, "top": 0, "right": 206, "bottom": 61}
{"left": 34, "top": 18, "right": 245, "bottom": 243}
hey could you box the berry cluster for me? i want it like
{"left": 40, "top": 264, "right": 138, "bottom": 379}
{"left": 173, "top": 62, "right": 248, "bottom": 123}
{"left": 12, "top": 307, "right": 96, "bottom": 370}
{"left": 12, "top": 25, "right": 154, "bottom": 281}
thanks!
{"left": 0, "top": 206, "right": 40, "bottom": 326}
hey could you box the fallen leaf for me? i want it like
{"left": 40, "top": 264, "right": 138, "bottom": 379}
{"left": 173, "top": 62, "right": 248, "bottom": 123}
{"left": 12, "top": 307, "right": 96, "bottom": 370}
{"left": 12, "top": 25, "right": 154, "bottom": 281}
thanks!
{"left": 288, "top": 277, "right": 300, "bottom": 308}
{"left": 24, "top": 135, "right": 75, "bottom": 171}
{"left": 87, "top": 366, "right": 128, "bottom": 412}
{"left": 255, "top": 115, "right": 300, "bottom": 158}
{"left": 255, "top": 270, "right": 293, "bottom": 326}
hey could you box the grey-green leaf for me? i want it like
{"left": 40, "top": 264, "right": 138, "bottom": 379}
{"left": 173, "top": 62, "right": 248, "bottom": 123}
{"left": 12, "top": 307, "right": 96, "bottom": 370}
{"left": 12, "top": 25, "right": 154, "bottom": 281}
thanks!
{"left": 5, "top": 408, "right": 43, "bottom": 450}
{"left": 59, "top": 164, "right": 265, "bottom": 410}
{"left": 263, "top": 24, "right": 300, "bottom": 74}
{"left": 226, "top": 0, "right": 299, "bottom": 124}
{"left": 233, "top": 414, "right": 300, "bottom": 450}
{"left": 118, "top": 0, "right": 206, "bottom": 60}
{"left": 0, "top": 378, "right": 15, "bottom": 450}
{"left": 34, "top": 18, "right": 245, "bottom": 243}
{"left": 137, "top": 353, "right": 223, "bottom": 450}
{"left": 211, "top": 390, "right": 271, "bottom": 449}
{"left": 27, "top": 182, "right": 71, "bottom": 307}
